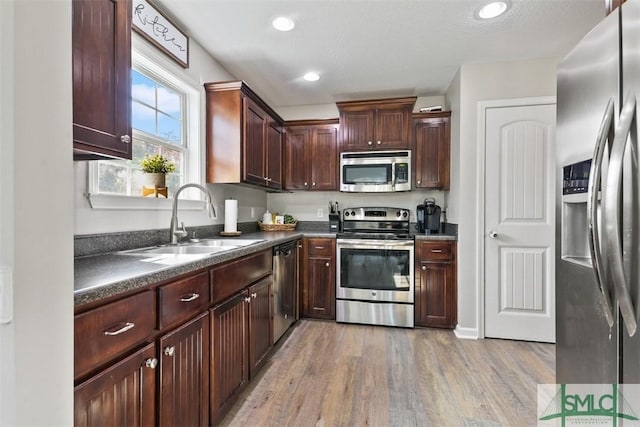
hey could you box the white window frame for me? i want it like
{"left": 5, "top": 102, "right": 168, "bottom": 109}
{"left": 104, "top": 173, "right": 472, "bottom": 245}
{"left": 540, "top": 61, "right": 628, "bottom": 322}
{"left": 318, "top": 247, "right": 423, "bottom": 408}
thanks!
{"left": 87, "top": 50, "right": 202, "bottom": 210}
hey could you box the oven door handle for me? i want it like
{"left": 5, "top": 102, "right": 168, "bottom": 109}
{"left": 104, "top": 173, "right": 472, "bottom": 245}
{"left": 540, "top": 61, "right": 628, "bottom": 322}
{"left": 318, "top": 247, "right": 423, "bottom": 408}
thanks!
{"left": 337, "top": 239, "right": 414, "bottom": 248}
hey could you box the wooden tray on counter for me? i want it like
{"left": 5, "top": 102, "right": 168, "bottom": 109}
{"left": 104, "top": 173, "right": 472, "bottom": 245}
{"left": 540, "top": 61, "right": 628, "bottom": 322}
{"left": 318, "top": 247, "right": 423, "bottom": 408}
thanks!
{"left": 258, "top": 221, "right": 297, "bottom": 231}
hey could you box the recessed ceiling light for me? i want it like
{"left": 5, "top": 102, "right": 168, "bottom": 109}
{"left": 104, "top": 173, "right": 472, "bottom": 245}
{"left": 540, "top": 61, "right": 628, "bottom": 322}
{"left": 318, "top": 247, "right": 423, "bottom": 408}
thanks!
{"left": 303, "top": 72, "right": 320, "bottom": 82}
{"left": 272, "top": 16, "right": 295, "bottom": 32}
{"left": 476, "top": 1, "right": 509, "bottom": 19}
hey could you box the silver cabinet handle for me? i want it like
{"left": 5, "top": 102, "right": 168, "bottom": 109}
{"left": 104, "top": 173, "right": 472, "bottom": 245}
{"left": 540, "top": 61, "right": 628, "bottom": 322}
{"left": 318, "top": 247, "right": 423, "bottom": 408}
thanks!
{"left": 421, "top": 266, "right": 426, "bottom": 271}
{"left": 587, "top": 98, "right": 615, "bottom": 328}
{"left": 325, "top": 262, "right": 330, "bottom": 267}
{"left": 488, "top": 231, "right": 498, "bottom": 239}
{"left": 104, "top": 322, "right": 135, "bottom": 336}
{"left": 312, "top": 182, "right": 316, "bottom": 187}
{"left": 120, "top": 135, "right": 131, "bottom": 144}
{"left": 251, "top": 292, "right": 257, "bottom": 299}
{"left": 377, "top": 140, "right": 381, "bottom": 145}
{"left": 416, "top": 180, "right": 421, "bottom": 185}
{"left": 180, "top": 293, "right": 200, "bottom": 302}
{"left": 164, "top": 346, "right": 175, "bottom": 357}
{"left": 144, "top": 358, "right": 158, "bottom": 369}
{"left": 244, "top": 297, "right": 251, "bottom": 303}
{"left": 266, "top": 177, "right": 272, "bottom": 182}
{"left": 314, "top": 246, "right": 324, "bottom": 250}
{"left": 304, "top": 182, "right": 308, "bottom": 187}
{"left": 604, "top": 92, "right": 637, "bottom": 336}
{"left": 431, "top": 249, "right": 443, "bottom": 253}
{"left": 367, "top": 141, "right": 373, "bottom": 146}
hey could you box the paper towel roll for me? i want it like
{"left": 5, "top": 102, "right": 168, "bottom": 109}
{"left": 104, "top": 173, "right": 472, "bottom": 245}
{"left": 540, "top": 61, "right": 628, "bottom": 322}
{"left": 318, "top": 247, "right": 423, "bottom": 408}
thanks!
{"left": 224, "top": 199, "right": 238, "bottom": 232}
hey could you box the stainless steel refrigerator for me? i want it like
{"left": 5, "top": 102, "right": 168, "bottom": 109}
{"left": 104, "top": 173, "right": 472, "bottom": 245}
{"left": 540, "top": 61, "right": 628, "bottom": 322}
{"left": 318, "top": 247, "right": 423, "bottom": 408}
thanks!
{"left": 556, "top": 0, "right": 640, "bottom": 384}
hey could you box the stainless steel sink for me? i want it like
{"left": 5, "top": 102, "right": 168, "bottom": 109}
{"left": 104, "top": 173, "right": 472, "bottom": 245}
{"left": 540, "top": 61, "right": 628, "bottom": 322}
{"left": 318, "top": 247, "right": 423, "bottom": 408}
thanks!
{"left": 120, "top": 238, "right": 265, "bottom": 258}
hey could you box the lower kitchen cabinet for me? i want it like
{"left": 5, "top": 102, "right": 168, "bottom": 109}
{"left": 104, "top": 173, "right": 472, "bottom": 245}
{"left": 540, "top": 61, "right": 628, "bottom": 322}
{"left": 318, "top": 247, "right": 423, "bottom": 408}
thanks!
{"left": 301, "top": 237, "right": 336, "bottom": 320}
{"left": 210, "top": 276, "right": 274, "bottom": 424}
{"left": 74, "top": 343, "right": 157, "bottom": 427}
{"left": 415, "top": 241, "right": 457, "bottom": 328}
{"left": 248, "top": 276, "right": 273, "bottom": 377}
{"left": 159, "top": 312, "right": 210, "bottom": 427}
{"left": 210, "top": 292, "right": 249, "bottom": 424}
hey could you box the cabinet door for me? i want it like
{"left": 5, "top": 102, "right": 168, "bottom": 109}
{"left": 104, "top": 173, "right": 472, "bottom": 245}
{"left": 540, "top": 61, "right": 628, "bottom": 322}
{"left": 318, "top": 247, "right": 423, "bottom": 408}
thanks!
{"left": 415, "top": 261, "right": 456, "bottom": 328}
{"left": 159, "top": 313, "right": 209, "bottom": 427}
{"left": 302, "top": 239, "right": 336, "bottom": 319}
{"left": 284, "top": 127, "right": 311, "bottom": 190}
{"left": 310, "top": 126, "right": 338, "bottom": 190}
{"left": 210, "top": 292, "right": 249, "bottom": 423}
{"left": 248, "top": 277, "right": 273, "bottom": 378}
{"left": 74, "top": 343, "right": 157, "bottom": 427}
{"left": 243, "top": 97, "right": 267, "bottom": 186}
{"left": 72, "top": 0, "right": 132, "bottom": 159}
{"left": 266, "top": 120, "right": 283, "bottom": 190}
{"left": 375, "top": 106, "right": 411, "bottom": 149}
{"left": 414, "top": 116, "right": 450, "bottom": 189}
{"left": 339, "top": 109, "right": 375, "bottom": 151}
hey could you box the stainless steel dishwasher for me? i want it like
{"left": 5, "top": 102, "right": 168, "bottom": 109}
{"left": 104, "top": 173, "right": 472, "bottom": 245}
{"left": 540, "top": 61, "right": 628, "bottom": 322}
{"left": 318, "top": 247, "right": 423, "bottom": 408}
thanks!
{"left": 273, "top": 240, "right": 298, "bottom": 343}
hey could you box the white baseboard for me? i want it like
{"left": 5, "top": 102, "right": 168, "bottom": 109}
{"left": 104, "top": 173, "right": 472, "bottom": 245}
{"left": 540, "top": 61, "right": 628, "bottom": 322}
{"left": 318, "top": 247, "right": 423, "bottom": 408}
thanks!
{"left": 454, "top": 326, "right": 479, "bottom": 340}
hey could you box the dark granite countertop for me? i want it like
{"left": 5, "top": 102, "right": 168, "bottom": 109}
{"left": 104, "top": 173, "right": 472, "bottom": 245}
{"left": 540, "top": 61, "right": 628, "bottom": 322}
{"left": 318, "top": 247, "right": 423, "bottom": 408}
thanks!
{"left": 74, "top": 229, "right": 457, "bottom": 307}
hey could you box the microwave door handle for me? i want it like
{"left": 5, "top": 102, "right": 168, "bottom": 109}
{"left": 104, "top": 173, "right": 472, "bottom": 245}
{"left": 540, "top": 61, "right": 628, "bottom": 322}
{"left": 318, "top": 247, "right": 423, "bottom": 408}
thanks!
{"left": 604, "top": 92, "right": 637, "bottom": 337}
{"left": 587, "top": 97, "right": 615, "bottom": 328}
{"left": 391, "top": 163, "right": 397, "bottom": 191}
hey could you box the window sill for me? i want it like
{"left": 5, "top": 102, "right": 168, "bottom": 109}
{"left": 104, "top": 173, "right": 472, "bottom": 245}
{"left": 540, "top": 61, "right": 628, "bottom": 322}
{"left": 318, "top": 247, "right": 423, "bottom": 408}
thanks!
{"left": 86, "top": 193, "right": 206, "bottom": 211}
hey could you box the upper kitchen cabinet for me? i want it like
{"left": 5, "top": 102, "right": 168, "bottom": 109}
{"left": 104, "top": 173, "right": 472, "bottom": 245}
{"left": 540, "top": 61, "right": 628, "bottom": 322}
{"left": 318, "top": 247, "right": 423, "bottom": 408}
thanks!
{"left": 284, "top": 119, "right": 339, "bottom": 191}
{"left": 204, "top": 81, "right": 284, "bottom": 191}
{"left": 607, "top": 0, "right": 625, "bottom": 14}
{"left": 72, "top": 0, "right": 132, "bottom": 160}
{"left": 413, "top": 111, "right": 451, "bottom": 190}
{"left": 336, "top": 97, "right": 416, "bottom": 151}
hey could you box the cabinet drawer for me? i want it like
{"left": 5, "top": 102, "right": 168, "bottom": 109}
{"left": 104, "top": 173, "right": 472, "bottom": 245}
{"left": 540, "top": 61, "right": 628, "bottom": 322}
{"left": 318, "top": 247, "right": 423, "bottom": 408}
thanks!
{"left": 211, "top": 250, "right": 272, "bottom": 305}
{"left": 418, "top": 241, "right": 454, "bottom": 261}
{"left": 306, "top": 238, "right": 335, "bottom": 257}
{"left": 159, "top": 271, "right": 210, "bottom": 329}
{"left": 75, "top": 290, "right": 156, "bottom": 380}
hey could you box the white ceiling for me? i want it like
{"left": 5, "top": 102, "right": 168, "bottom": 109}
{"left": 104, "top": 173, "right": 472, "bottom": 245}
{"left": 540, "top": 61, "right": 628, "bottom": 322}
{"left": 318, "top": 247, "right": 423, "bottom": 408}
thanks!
{"left": 157, "top": 0, "right": 605, "bottom": 108}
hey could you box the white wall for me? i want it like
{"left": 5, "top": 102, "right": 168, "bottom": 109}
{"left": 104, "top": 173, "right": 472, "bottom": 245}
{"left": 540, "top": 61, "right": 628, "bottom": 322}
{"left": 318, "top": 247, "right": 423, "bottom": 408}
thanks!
{"left": 445, "top": 58, "right": 558, "bottom": 337}
{"left": 74, "top": 33, "right": 267, "bottom": 235}
{"left": 0, "top": 1, "right": 15, "bottom": 424}
{"left": 1, "top": 0, "right": 75, "bottom": 425}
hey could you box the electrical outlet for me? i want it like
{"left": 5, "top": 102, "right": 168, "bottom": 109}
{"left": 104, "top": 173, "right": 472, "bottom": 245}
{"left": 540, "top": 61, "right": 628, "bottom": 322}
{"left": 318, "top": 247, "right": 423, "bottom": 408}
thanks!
{"left": 317, "top": 208, "right": 323, "bottom": 218}
{"left": 0, "top": 267, "right": 13, "bottom": 324}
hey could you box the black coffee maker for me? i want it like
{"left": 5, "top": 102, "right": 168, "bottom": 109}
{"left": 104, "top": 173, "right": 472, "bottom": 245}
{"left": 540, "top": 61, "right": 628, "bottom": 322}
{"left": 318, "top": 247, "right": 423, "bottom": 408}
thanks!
{"left": 416, "top": 198, "right": 441, "bottom": 234}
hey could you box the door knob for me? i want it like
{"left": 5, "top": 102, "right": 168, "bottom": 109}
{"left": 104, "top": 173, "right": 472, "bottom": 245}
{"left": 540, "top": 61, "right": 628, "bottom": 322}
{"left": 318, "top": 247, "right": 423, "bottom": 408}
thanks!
{"left": 488, "top": 230, "right": 498, "bottom": 239}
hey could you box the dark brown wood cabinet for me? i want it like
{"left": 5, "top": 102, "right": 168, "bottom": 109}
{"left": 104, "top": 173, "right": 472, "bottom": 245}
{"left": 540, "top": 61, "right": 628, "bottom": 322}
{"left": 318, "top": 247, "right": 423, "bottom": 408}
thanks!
{"left": 159, "top": 312, "right": 209, "bottom": 427}
{"left": 248, "top": 277, "right": 273, "bottom": 378}
{"left": 72, "top": 0, "right": 132, "bottom": 160}
{"left": 74, "top": 343, "right": 157, "bottom": 427}
{"left": 284, "top": 120, "right": 339, "bottom": 190}
{"left": 210, "top": 292, "right": 249, "bottom": 424}
{"left": 337, "top": 97, "right": 416, "bottom": 151}
{"left": 607, "top": 0, "right": 625, "bottom": 14}
{"left": 413, "top": 112, "right": 451, "bottom": 190}
{"left": 204, "top": 81, "right": 284, "bottom": 190}
{"left": 301, "top": 238, "right": 336, "bottom": 319}
{"left": 415, "top": 241, "right": 457, "bottom": 328}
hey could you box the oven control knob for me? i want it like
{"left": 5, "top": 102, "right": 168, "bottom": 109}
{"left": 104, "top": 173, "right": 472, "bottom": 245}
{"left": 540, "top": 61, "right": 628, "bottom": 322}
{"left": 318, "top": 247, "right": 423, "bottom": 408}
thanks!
{"left": 403, "top": 211, "right": 408, "bottom": 218}
{"left": 396, "top": 211, "right": 401, "bottom": 217}
{"left": 350, "top": 210, "right": 356, "bottom": 216}
{"left": 345, "top": 211, "right": 349, "bottom": 217}
{"left": 371, "top": 291, "right": 377, "bottom": 296}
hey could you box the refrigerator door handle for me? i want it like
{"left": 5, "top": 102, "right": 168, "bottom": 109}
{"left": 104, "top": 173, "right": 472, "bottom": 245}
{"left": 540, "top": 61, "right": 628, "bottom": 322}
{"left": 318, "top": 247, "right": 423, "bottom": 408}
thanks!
{"left": 604, "top": 92, "right": 638, "bottom": 336}
{"left": 587, "top": 98, "right": 616, "bottom": 328}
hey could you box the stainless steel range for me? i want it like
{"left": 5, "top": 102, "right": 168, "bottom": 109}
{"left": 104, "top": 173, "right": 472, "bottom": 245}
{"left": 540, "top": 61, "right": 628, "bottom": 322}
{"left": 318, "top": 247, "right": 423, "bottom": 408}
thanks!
{"left": 336, "top": 207, "right": 414, "bottom": 328}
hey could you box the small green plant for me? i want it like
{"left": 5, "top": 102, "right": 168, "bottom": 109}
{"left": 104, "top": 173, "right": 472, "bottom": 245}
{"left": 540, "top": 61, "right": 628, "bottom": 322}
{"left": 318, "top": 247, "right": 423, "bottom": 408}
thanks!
{"left": 140, "top": 154, "right": 176, "bottom": 174}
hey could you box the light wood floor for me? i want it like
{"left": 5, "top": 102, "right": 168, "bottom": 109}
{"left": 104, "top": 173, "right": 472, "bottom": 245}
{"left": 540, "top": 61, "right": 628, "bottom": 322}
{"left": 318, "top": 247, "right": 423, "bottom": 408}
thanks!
{"left": 220, "top": 320, "right": 555, "bottom": 427}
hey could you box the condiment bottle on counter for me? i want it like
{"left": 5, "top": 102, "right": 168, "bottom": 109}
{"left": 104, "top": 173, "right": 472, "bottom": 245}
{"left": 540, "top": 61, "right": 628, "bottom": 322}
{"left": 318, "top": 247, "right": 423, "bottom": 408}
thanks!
{"left": 262, "top": 210, "right": 273, "bottom": 224}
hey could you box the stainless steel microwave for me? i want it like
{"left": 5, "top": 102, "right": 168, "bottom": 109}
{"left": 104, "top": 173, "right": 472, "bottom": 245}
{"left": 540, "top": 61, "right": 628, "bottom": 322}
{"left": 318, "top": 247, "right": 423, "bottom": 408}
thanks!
{"left": 340, "top": 150, "right": 411, "bottom": 192}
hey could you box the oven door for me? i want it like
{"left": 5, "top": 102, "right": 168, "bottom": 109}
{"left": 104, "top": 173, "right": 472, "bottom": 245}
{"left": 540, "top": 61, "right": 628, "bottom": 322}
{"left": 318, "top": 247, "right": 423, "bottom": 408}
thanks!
{"left": 336, "top": 239, "right": 414, "bottom": 303}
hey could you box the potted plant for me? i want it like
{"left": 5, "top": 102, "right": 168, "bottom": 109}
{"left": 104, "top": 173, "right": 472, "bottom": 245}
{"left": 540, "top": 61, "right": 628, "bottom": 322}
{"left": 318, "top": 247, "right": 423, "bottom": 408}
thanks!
{"left": 140, "top": 154, "right": 175, "bottom": 189}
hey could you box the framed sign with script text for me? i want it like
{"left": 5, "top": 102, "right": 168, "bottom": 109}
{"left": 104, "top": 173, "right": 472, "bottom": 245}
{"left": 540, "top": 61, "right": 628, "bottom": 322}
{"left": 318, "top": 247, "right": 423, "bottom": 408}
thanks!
{"left": 132, "top": 0, "right": 189, "bottom": 68}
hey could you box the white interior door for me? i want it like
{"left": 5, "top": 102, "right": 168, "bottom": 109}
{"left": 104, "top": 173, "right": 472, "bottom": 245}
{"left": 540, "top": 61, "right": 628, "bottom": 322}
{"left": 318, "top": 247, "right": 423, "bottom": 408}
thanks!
{"left": 484, "top": 103, "right": 556, "bottom": 343}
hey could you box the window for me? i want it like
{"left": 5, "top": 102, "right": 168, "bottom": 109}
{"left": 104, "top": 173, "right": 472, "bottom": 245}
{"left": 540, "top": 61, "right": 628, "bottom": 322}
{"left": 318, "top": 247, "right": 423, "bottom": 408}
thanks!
{"left": 89, "top": 51, "right": 200, "bottom": 200}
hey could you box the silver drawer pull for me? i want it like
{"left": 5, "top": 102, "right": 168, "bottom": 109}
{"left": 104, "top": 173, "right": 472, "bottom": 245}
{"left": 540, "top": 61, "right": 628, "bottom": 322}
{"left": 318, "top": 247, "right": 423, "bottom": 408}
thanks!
{"left": 314, "top": 246, "right": 324, "bottom": 249}
{"left": 164, "top": 346, "right": 175, "bottom": 357}
{"left": 104, "top": 322, "right": 135, "bottom": 336}
{"left": 180, "top": 293, "right": 200, "bottom": 302}
{"left": 431, "top": 249, "right": 443, "bottom": 253}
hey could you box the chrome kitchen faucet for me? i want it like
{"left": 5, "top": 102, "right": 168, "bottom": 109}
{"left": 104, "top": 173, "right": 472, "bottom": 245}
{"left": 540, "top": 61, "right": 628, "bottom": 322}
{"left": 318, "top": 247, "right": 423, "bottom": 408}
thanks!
{"left": 169, "top": 183, "right": 217, "bottom": 245}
